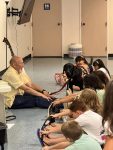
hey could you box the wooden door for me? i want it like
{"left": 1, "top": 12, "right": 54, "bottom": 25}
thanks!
{"left": 32, "top": 0, "right": 62, "bottom": 57}
{"left": 81, "top": 0, "right": 107, "bottom": 56}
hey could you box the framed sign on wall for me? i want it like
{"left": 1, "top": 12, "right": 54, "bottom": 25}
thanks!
{"left": 44, "top": 3, "right": 50, "bottom": 10}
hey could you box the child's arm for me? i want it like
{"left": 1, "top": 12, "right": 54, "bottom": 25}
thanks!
{"left": 42, "top": 147, "right": 64, "bottom": 150}
{"left": 104, "top": 136, "right": 113, "bottom": 150}
{"left": 41, "top": 123, "right": 62, "bottom": 134}
{"left": 51, "top": 109, "right": 71, "bottom": 118}
{"left": 42, "top": 141, "right": 71, "bottom": 150}
{"left": 53, "top": 94, "right": 77, "bottom": 106}
{"left": 73, "top": 85, "right": 80, "bottom": 91}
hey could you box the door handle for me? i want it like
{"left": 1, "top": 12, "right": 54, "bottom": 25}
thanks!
{"left": 81, "top": 22, "right": 86, "bottom": 26}
{"left": 57, "top": 22, "right": 62, "bottom": 26}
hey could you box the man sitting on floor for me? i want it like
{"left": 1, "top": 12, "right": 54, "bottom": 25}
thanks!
{"left": 2, "top": 56, "right": 53, "bottom": 109}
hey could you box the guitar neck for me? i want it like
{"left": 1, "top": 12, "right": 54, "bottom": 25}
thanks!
{"left": 3, "top": 37, "right": 15, "bottom": 56}
{"left": 10, "top": 49, "right": 15, "bottom": 56}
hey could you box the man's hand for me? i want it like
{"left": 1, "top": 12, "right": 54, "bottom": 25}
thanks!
{"left": 43, "top": 91, "right": 53, "bottom": 100}
{"left": 43, "top": 90, "right": 50, "bottom": 96}
{"left": 40, "top": 93, "right": 52, "bottom": 101}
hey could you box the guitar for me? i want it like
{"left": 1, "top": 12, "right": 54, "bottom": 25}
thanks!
{"left": 3, "top": 37, "right": 15, "bottom": 56}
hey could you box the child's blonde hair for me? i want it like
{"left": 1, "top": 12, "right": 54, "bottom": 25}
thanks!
{"left": 80, "top": 88, "right": 102, "bottom": 115}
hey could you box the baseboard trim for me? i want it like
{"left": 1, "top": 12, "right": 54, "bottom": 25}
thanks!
{"left": 64, "top": 54, "right": 69, "bottom": 58}
{"left": 33, "top": 56, "right": 62, "bottom": 58}
{"left": 108, "top": 54, "right": 113, "bottom": 57}
{"left": 85, "top": 56, "right": 107, "bottom": 58}
{"left": 23, "top": 54, "right": 32, "bottom": 62}
{"left": 108, "top": 54, "right": 113, "bottom": 60}
{"left": 63, "top": 54, "right": 107, "bottom": 59}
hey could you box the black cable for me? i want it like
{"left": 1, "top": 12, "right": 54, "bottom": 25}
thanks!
{"left": 6, "top": 115, "right": 16, "bottom": 122}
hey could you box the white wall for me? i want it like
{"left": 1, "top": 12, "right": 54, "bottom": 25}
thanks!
{"left": 0, "top": 0, "right": 32, "bottom": 71}
{"left": 107, "top": 0, "right": 113, "bottom": 75}
{"left": 62, "top": 0, "right": 81, "bottom": 55}
{"left": 0, "top": 0, "right": 7, "bottom": 71}
{"left": 9, "top": 0, "right": 32, "bottom": 58}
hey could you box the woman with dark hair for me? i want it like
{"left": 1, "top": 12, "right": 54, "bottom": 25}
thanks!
{"left": 83, "top": 74, "right": 104, "bottom": 90}
{"left": 54, "top": 63, "right": 74, "bottom": 86}
{"left": 62, "top": 63, "right": 84, "bottom": 92}
{"left": 75, "top": 56, "right": 93, "bottom": 74}
{"left": 93, "top": 59, "right": 111, "bottom": 80}
{"left": 83, "top": 74, "right": 105, "bottom": 104}
{"left": 63, "top": 63, "right": 75, "bottom": 78}
{"left": 68, "top": 66, "right": 83, "bottom": 92}
{"left": 55, "top": 63, "right": 83, "bottom": 92}
{"left": 92, "top": 70, "right": 109, "bottom": 88}
{"left": 53, "top": 73, "right": 105, "bottom": 107}
{"left": 75, "top": 56, "right": 88, "bottom": 65}
{"left": 102, "top": 80, "right": 113, "bottom": 150}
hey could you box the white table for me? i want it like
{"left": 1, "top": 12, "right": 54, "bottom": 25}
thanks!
{"left": 0, "top": 80, "right": 11, "bottom": 123}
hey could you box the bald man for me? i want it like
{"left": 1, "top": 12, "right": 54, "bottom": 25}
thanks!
{"left": 2, "top": 56, "right": 52, "bottom": 109}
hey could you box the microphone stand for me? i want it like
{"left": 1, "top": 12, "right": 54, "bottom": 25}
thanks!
{"left": 5, "top": 1, "right": 9, "bottom": 69}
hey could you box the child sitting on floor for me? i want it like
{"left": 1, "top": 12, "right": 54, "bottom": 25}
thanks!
{"left": 62, "top": 120, "right": 102, "bottom": 150}
{"left": 40, "top": 100, "right": 104, "bottom": 148}
{"left": 42, "top": 120, "right": 102, "bottom": 150}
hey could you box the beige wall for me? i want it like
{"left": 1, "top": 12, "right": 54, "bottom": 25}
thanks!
{"left": 107, "top": 0, "right": 113, "bottom": 75}
{"left": 62, "top": 0, "right": 81, "bottom": 55}
{"left": 0, "top": 0, "right": 32, "bottom": 71}
{"left": 107, "top": 0, "right": 113, "bottom": 54}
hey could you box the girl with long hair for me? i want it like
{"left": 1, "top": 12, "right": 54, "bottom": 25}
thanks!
{"left": 93, "top": 59, "right": 111, "bottom": 80}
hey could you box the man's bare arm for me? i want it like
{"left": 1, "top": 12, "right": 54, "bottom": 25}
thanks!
{"left": 19, "top": 84, "right": 50, "bottom": 100}
{"left": 29, "top": 82, "right": 45, "bottom": 93}
{"left": 27, "top": 82, "right": 53, "bottom": 98}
